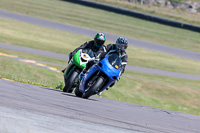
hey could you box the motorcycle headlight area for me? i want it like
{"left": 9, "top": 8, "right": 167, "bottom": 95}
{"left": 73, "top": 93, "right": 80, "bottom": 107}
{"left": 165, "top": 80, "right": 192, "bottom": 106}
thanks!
{"left": 81, "top": 53, "right": 89, "bottom": 62}
{"left": 81, "top": 57, "right": 87, "bottom": 62}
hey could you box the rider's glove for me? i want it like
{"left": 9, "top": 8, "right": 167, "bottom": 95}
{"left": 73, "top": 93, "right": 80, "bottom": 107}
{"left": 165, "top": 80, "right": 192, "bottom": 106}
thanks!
{"left": 117, "top": 77, "right": 120, "bottom": 81}
{"left": 94, "top": 58, "right": 100, "bottom": 63}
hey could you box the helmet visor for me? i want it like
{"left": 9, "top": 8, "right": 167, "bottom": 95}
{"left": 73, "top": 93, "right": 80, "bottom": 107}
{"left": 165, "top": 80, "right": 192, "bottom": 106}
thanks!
{"left": 117, "top": 44, "right": 127, "bottom": 51}
{"left": 95, "top": 39, "right": 105, "bottom": 47}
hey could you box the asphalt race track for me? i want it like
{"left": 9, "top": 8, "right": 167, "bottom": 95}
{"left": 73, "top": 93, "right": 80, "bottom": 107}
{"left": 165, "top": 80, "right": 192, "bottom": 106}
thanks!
{"left": 1, "top": 79, "right": 200, "bottom": 133}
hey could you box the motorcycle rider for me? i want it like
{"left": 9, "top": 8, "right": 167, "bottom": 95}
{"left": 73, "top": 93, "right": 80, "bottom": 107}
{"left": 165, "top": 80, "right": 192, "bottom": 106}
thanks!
{"left": 92, "top": 36, "right": 128, "bottom": 96}
{"left": 78, "top": 36, "right": 128, "bottom": 96}
{"left": 106, "top": 37, "right": 128, "bottom": 88}
{"left": 62, "top": 33, "right": 107, "bottom": 74}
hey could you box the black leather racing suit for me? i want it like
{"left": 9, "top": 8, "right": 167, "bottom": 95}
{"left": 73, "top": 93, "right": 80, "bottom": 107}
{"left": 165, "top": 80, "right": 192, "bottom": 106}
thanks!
{"left": 105, "top": 43, "right": 128, "bottom": 88}
{"left": 69, "top": 40, "right": 107, "bottom": 71}
{"left": 106, "top": 44, "right": 128, "bottom": 77}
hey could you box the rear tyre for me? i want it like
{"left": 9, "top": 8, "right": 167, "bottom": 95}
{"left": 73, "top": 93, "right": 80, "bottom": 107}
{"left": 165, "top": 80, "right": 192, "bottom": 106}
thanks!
{"left": 82, "top": 77, "right": 104, "bottom": 99}
{"left": 63, "top": 69, "right": 79, "bottom": 93}
{"left": 75, "top": 86, "right": 82, "bottom": 97}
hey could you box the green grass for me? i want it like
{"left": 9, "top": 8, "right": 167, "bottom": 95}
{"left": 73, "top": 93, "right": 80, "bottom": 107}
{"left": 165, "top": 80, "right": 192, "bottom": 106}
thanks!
{"left": 1, "top": 18, "right": 200, "bottom": 75}
{"left": 1, "top": 55, "right": 200, "bottom": 115}
{"left": 0, "top": 49, "right": 67, "bottom": 66}
{"left": 102, "top": 71, "right": 200, "bottom": 115}
{"left": 0, "top": 56, "right": 63, "bottom": 88}
{"left": 0, "top": 18, "right": 90, "bottom": 55}
{"left": 125, "top": 71, "right": 200, "bottom": 88}
{"left": 0, "top": 0, "right": 200, "bottom": 53}
{"left": 127, "top": 46, "right": 200, "bottom": 75}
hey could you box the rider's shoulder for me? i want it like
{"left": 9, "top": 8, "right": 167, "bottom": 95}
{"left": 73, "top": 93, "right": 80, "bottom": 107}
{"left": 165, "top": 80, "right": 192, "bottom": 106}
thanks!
{"left": 88, "top": 40, "right": 95, "bottom": 44}
{"left": 81, "top": 40, "right": 93, "bottom": 47}
{"left": 83, "top": 40, "right": 94, "bottom": 45}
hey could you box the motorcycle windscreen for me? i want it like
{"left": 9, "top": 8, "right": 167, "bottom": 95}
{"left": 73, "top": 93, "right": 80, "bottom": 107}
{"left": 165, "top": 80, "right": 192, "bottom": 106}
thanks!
{"left": 82, "top": 49, "right": 95, "bottom": 58}
{"left": 108, "top": 54, "right": 121, "bottom": 70}
{"left": 99, "top": 54, "right": 121, "bottom": 79}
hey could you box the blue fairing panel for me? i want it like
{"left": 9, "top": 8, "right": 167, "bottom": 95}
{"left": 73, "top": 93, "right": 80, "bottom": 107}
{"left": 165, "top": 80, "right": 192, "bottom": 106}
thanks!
{"left": 98, "top": 56, "right": 120, "bottom": 78}
{"left": 79, "top": 55, "right": 121, "bottom": 93}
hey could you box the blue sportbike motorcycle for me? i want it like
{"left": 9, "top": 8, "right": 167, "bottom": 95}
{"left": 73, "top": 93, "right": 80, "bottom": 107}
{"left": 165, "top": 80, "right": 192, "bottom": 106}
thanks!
{"left": 75, "top": 51, "right": 122, "bottom": 99}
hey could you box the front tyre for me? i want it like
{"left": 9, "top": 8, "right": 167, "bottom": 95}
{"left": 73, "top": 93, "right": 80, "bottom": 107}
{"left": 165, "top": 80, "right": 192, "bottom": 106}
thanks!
{"left": 82, "top": 77, "right": 104, "bottom": 99}
{"left": 75, "top": 86, "right": 83, "bottom": 97}
{"left": 63, "top": 69, "right": 79, "bottom": 93}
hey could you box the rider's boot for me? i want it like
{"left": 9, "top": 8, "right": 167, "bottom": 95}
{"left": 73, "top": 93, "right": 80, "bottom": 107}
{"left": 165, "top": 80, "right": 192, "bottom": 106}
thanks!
{"left": 97, "top": 92, "right": 102, "bottom": 96}
{"left": 62, "top": 68, "right": 66, "bottom": 73}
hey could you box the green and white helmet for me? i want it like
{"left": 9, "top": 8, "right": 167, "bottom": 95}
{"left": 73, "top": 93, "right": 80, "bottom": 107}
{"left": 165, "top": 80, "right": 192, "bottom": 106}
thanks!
{"left": 94, "top": 33, "right": 106, "bottom": 47}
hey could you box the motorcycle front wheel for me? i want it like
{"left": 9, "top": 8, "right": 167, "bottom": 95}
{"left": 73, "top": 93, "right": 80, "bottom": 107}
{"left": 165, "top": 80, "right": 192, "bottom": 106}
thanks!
{"left": 75, "top": 86, "right": 83, "bottom": 97}
{"left": 82, "top": 77, "right": 104, "bottom": 99}
{"left": 63, "top": 69, "right": 79, "bottom": 93}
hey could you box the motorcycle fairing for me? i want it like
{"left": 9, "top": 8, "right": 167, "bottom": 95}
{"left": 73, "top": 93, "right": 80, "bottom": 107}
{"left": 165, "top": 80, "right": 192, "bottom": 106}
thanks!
{"left": 79, "top": 54, "right": 121, "bottom": 94}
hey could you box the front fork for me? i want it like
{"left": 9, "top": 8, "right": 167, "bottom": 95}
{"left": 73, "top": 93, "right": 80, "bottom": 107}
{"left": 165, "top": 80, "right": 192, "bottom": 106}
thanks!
{"left": 86, "top": 72, "right": 106, "bottom": 93}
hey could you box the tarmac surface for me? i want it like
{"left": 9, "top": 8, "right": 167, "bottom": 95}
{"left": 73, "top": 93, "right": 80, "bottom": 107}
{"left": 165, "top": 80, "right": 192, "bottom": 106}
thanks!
{"left": 1, "top": 79, "right": 200, "bottom": 133}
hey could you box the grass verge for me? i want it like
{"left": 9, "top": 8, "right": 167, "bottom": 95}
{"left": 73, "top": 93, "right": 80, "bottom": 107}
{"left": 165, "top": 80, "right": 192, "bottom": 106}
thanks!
{"left": 0, "top": 56, "right": 63, "bottom": 88}
{"left": 102, "top": 71, "right": 200, "bottom": 115}
{"left": 0, "top": 0, "right": 200, "bottom": 52}
{"left": 1, "top": 18, "right": 200, "bottom": 75}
